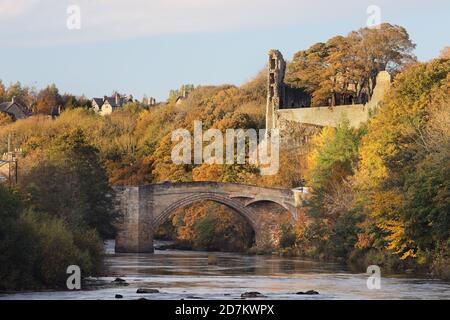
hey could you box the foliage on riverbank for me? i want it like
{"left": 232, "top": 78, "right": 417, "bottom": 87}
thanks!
{"left": 284, "top": 57, "right": 450, "bottom": 279}
{"left": 155, "top": 202, "right": 254, "bottom": 252}
{"left": 0, "top": 185, "right": 105, "bottom": 291}
{"left": 0, "top": 130, "right": 117, "bottom": 291}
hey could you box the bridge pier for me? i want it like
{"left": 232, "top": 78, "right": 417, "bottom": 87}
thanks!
{"left": 115, "top": 186, "right": 154, "bottom": 253}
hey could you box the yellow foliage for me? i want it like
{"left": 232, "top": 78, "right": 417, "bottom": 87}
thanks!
{"left": 305, "top": 126, "right": 335, "bottom": 184}
{"left": 365, "top": 190, "right": 416, "bottom": 259}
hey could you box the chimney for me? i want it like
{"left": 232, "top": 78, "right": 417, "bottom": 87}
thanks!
{"left": 115, "top": 92, "right": 120, "bottom": 105}
{"left": 11, "top": 96, "right": 15, "bottom": 103}
{"left": 103, "top": 95, "right": 107, "bottom": 102}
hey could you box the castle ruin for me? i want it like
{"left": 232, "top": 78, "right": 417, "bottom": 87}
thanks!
{"left": 266, "top": 49, "right": 391, "bottom": 148}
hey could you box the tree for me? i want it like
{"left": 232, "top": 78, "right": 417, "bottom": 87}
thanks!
{"left": 0, "top": 80, "right": 6, "bottom": 102}
{"left": 0, "top": 112, "right": 13, "bottom": 126}
{"left": 6, "top": 81, "right": 34, "bottom": 107}
{"left": 61, "top": 94, "right": 90, "bottom": 110}
{"left": 287, "top": 23, "right": 416, "bottom": 106}
{"left": 22, "top": 129, "right": 119, "bottom": 238}
{"left": 439, "top": 47, "right": 450, "bottom": 59}
{"left": 168, "top": 84, "right": 195, "bottom": 103}
{"left": 35, "top": 84, "right": 61, "bottom": 115}
{"left": 354, "top": 58, "right": 450, "bottom": 262}
{"left": 0, "top": 185, "right": 104, "bottom": 290}
{"left": 300, "top": 122, "right": 364, "bottom": 258}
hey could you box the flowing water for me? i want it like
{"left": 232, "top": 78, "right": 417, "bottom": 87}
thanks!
{"left": 1, "top": 240, "right": 449, "bottom": 300}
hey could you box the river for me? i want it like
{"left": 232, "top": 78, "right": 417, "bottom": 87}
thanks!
{"left": 1, "top": 240, "right": 449, "bottom": 300}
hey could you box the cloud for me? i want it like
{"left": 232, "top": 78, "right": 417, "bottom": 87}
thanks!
{"left": 0, "top": 0, "right": 39, "bottom": 18}
{"left": 0, "top": 0, "right": 440, "bottom": 47}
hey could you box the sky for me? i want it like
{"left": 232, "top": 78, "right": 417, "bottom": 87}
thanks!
{"left": 0, "top": 0, "right": 449, "bottom": 101}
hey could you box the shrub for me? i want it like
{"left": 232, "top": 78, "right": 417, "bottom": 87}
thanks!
{"left": 18, "top": 210, "right": 104, "bottom": 288}
{"left": 279, "top": 222, "right": 296, "bottom": 249}
{"left": 0, "top": 185, "right": 104, "bottom": 291}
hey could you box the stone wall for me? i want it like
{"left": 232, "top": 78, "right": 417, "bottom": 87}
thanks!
{"left": 277, "top": 120, "right": 322, "bottom": 151}
{"left": 277, "top": 103, "right": 368, "bottom": 128}
{"left": 275, "top": 71, "right": 391, "bottom": 129}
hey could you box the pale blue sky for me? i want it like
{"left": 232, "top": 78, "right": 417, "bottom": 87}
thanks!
{"left": 0, "top": 0, "right": 448, "bottom": 101}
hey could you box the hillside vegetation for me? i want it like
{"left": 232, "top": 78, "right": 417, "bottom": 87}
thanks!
{"left": 0, "top": 25, "right": 449, "bottom": 290}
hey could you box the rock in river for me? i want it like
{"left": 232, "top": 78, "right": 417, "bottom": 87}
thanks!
{"left": 112, "top": 278, "right": 129, "bottom": 286}
{"left": 136, "top": 288, "right": 159, "bottom": 294}
{"left": 241, "top": 292, "right": 266, "bottom": 298}
{"left": 296, "top": 290, "right": 319, "bottom": 295}
{"left": 115, "top": 294, "right": 123, "bottom": 299}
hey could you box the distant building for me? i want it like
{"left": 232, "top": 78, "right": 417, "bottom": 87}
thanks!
{"left": 50, "top": 106, "right": 62, "bottom": 118}
{"left": 143, "top": 96, "right": 157, "bottom": 107}
{"left": 175, "top": 90, "right": 189, "bottom": 105}
{"left": 91, "top": 92, "right": 133, "bottom": 116}
{"left": 0, "top": 97, "right": 31, "bottom": 120}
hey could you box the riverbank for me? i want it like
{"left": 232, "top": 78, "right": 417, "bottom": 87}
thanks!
{"left": 155, "top": 239, "right": 447, "bottom": 281}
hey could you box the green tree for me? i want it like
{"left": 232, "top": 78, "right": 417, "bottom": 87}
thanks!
{"left": 301, "top": 122, "right": 364, "bottom": 258}
{"left": 23, "top": 129, "right": 119, "bottom": 238}
{"left": 6, "top": 81, "right": 34, "bottom": 107}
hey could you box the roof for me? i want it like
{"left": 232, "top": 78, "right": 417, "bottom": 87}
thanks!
{"left": 0, "top": 102, "right": 13, "bottom": 112}
{"left": 103, "top": 97, "right": 121, "bottom": 108}
{"left": 92, "top": 98, "right": 104, "bottom": 107}
{"left": 92, "top": 95, "right": 132, "bottom": 109}
{"left": 0, "top": 101, "right": 30, "bottom": 120}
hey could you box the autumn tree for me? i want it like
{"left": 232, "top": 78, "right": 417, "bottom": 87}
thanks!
{"left": 61, "top": 94, "right": 91, "bottom": 110}
{"left": 0, "top": 80, "right": 6, "bottom": 102}
{"left": 165, "top": 201, "right": 254, "bottom": 252}
{"left": 287, "top": 23, "right": 416, "bottom": 106}
{"left": 35, "top": 84, "right": 61, "bottom": 115}
{"left": 354, "top": 58, "right": 450, "bottom": 264}
{"left": 439, "top": 47, "right": 450, "bottom": 59}
{"left": 5, "top": 81, "right": 34, "bottom": 106}
{"left": 0, "top": 112, "right": 13, "bottom": 126}
{"left": 300, "top": 122, "right": 364, "bottom": 258}
{"left": 168, "top": 84, "right": 195, "bottom": 102}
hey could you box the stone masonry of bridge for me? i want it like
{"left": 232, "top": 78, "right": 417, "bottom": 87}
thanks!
{"left": 114, "top": 182, "right": 302, "bottom": 253}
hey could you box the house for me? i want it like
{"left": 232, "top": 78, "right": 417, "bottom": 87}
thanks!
{"left": 143, "top": 96, "right": 157, "bottom": 107}
{"left": 50, "top": 106, "right": 62, "bottom": 118}
{"left": 175, "top": 90, "right": 189, "bottom": 105}
{"left": 0, "top": 97, "right": 31, "bottom": 120}
{"left": 91, "top": 98, "right": 105, "bottom": 113}
{"left": 91, "top": 92, "right": 133, "bottom": 116}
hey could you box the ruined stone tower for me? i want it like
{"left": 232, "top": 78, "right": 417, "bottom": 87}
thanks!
{"left": 266, "top": 50, "right": 286, "bottom": 131}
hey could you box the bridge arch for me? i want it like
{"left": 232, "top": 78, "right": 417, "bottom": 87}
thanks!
{"left": 114, "top": 182, "right": 301, "bottom": 253}
{"left": 153, "top": 192, "right": 257, "bottom": 232}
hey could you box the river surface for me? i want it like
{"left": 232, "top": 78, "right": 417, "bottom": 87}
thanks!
{"left": 1, "top": 240, "right": 449, "bottom": 300}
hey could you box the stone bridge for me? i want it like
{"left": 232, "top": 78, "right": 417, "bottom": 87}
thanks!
{"left": 114, "top": 182, "right": 305, "bottom": 253}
